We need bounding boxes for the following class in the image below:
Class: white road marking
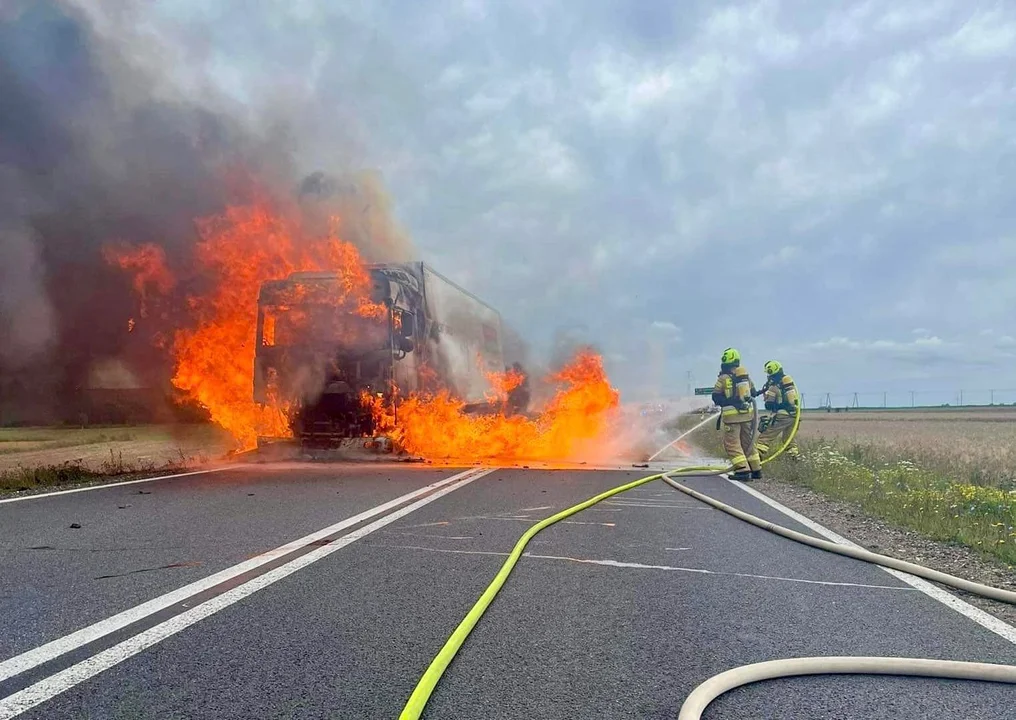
[0,468,487,685]
[0,468,491,720]
[604,501,711,509]
[518,505,555,512]
[560,521,616,527]
[0,468,236,505]
[526,553,916,590]
[665,547,692,551]
[376,545,914,591]
[730,479,1016,646]
[388,533,475,541]
[458,515,535,522]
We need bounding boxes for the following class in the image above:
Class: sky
[73,1,1016,406]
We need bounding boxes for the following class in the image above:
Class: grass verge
[0,449,187,497]
[768,440,1016,565]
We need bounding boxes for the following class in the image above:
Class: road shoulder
[751,475,1016,628]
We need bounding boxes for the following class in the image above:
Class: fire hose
[398,401,1016,719]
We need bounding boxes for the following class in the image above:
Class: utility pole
[910,390,915,408]
[960,389,964,406]
[883,391,887,408]
[686,371,692,398]
[991,389,995,405]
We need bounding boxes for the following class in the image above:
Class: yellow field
[798,409,1016,486]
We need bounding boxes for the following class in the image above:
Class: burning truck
[253,262,527,447]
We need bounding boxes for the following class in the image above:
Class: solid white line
[0,468,486,684]
[0,468,236,505]
[0,468,492,720]
[730,479,1016,646]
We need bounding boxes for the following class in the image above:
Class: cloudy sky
[89,0,1016,406]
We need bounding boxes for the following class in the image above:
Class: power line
[800,389,1016,409]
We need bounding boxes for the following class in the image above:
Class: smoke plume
[0,1,410,424]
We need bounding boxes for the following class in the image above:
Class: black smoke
[0,1,401,424]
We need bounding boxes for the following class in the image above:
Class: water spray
[646,410,721,463]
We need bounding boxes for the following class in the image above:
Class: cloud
[649,321,682,340]
[938,7,1016,58]
[4,0,1016,409]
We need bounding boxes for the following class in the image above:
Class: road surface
[1,463,1014,719]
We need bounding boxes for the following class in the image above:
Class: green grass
[769,440,1016,565]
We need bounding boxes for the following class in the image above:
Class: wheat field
[796,409,1016,487]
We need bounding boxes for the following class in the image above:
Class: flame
[388,350,620,462]
[107,195,624,462]
[483,363,524,405]
[107,200,382,449]
[103,243,174,319]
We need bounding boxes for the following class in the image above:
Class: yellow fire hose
[398,401,1016,719]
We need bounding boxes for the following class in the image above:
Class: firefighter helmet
[764,360,782,376]
[721,348,740,365]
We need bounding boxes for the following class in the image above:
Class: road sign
[694,387,713,396]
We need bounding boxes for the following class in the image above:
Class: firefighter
[711,348,762,481]
[755,360,801,460]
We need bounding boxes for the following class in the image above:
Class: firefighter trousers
[757,414,799,459]
[722,419,761,472]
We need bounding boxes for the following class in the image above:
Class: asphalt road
[1,463,1014,719]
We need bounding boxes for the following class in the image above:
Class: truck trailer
[253,262,516,446]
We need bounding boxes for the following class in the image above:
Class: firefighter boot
[750,469,763,480]
[730,470,751,481]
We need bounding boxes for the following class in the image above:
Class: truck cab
[253,268,420,443]
[253,261,508,446]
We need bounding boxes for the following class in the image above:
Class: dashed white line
[378,545,914,591]
[525,553,917,590]
[604,501,711,509]
[731,479,1016,646]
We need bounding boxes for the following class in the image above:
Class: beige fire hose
[677,656,1016,719]
[662,472,1016,718]
[661,474,1016,605]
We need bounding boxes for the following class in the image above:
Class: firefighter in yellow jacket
[755,360,801,460]
[711,348,762,481]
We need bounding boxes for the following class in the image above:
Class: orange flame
[107,197,624,462]
[484,364,524,405]
[102,243,174,319]
[389,350,620,462]
[107,200,382,449]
